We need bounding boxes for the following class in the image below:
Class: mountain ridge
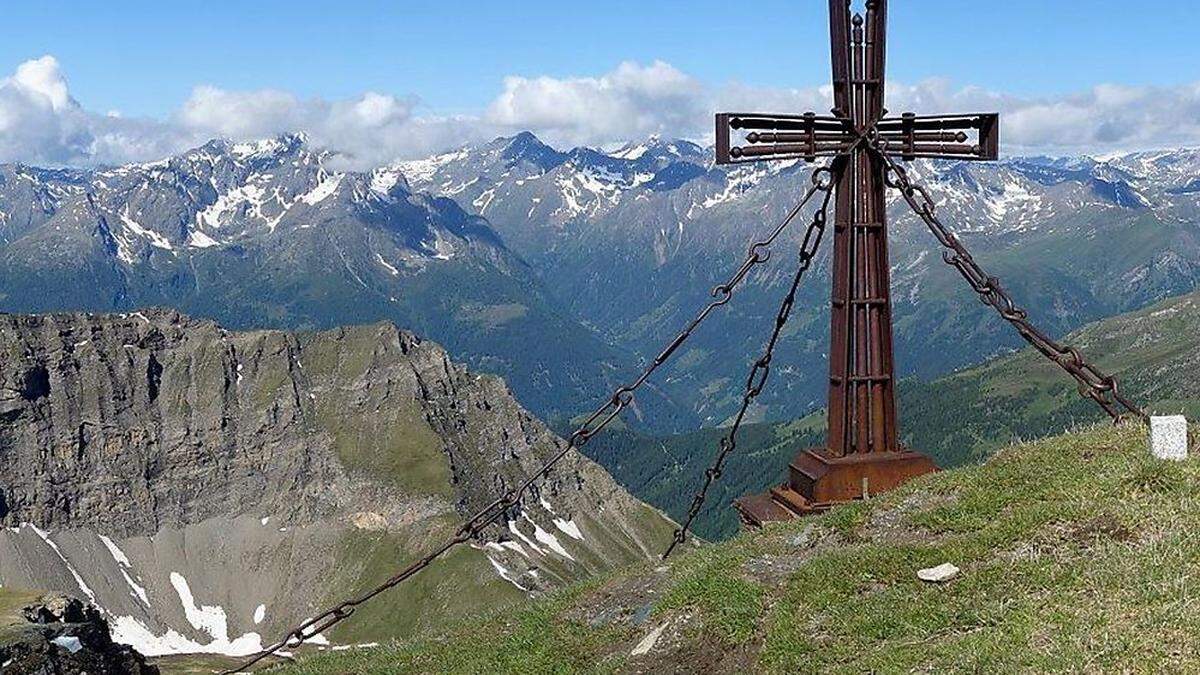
[0,308,677,660]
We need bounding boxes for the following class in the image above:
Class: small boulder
[917,562,960,583]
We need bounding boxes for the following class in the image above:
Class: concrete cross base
[733,447,938,528]
[1150,415,1189,461]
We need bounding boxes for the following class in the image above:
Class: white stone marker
[1149,415,1189,461]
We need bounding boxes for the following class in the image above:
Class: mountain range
[0,131,1196,435]
[0,134,665,426]
[399,134,1200,428]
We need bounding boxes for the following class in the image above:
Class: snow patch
[473,187,496,212]
[369,168,403,196]
[375,253,400,276]
[253,604,266,624]
[395,148,469,185]
[186,229,220,248]
[170,572,229,641]
[499,540,529,557]
[121,569,150,607]
[196,183,267,230]
[52,636,83,653]
[100,533,151,606]
[117,208,174,252]
[109,615,263,658]
[507,520,546,556]
[552,517,585,541]
[611,143,648,161]
[299,173,343,205]
[486,556,529,592]
[522,513,575,560]
[98,534,131,566]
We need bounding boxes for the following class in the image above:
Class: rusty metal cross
[721,0,1001,524]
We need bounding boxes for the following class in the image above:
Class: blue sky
[0,1,1198,166]
[7,0,1199,118]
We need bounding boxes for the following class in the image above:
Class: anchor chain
[867,135,1147,423]
[223,165,840,674]
[663,159,842,559]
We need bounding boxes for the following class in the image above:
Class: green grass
[299,327,454,497]
[321,523,526,645]
[277,581,629,675]
[0,587,39,627]
[271,422,1200,673]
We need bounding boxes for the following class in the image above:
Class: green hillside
[269,422,1200,673]
[583,289,1200,540]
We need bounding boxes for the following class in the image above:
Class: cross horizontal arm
[716,112,857,164]
[876,113,999,161]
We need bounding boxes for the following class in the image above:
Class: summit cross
[721,0,1000,524]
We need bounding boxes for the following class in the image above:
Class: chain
[663,158,843,559]
[222,165,839,674]
[867,135,1147,423]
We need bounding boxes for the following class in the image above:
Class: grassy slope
[271,422,1200,673]
[0,587,40,643]
[584,289,1200,540]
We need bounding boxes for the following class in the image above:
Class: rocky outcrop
[1,594,157,674]
[0,310,676,658]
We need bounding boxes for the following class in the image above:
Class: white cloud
[0,56,190,166]
[0,55,1197,169]
[485,61,705,147]
[11,56,71,111]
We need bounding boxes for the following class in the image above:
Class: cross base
[732,447,938,527]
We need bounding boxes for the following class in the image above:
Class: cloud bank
[1,55,1198,169]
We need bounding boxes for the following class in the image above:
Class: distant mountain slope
[400,135,1200,426]
[0,135,682,425]
[581,288,1200,539]
[0,310,676,659]
[901,287,1200,464]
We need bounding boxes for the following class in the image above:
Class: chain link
[867,136,1147,424]
[222,165,839,674]
[663,158,843,559]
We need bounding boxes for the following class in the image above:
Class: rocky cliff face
[0,310,676,659]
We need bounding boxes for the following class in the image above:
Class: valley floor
[263,422,1200,674]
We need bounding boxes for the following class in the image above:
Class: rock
[917,562,960,583]
[630,622,668,657]
[20,594,93,625]
[790,524,816,548]
[1150,415,1189,461]
[350,512,389,530]
[1,594,158,674]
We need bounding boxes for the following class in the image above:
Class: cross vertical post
[827,0,898,458]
